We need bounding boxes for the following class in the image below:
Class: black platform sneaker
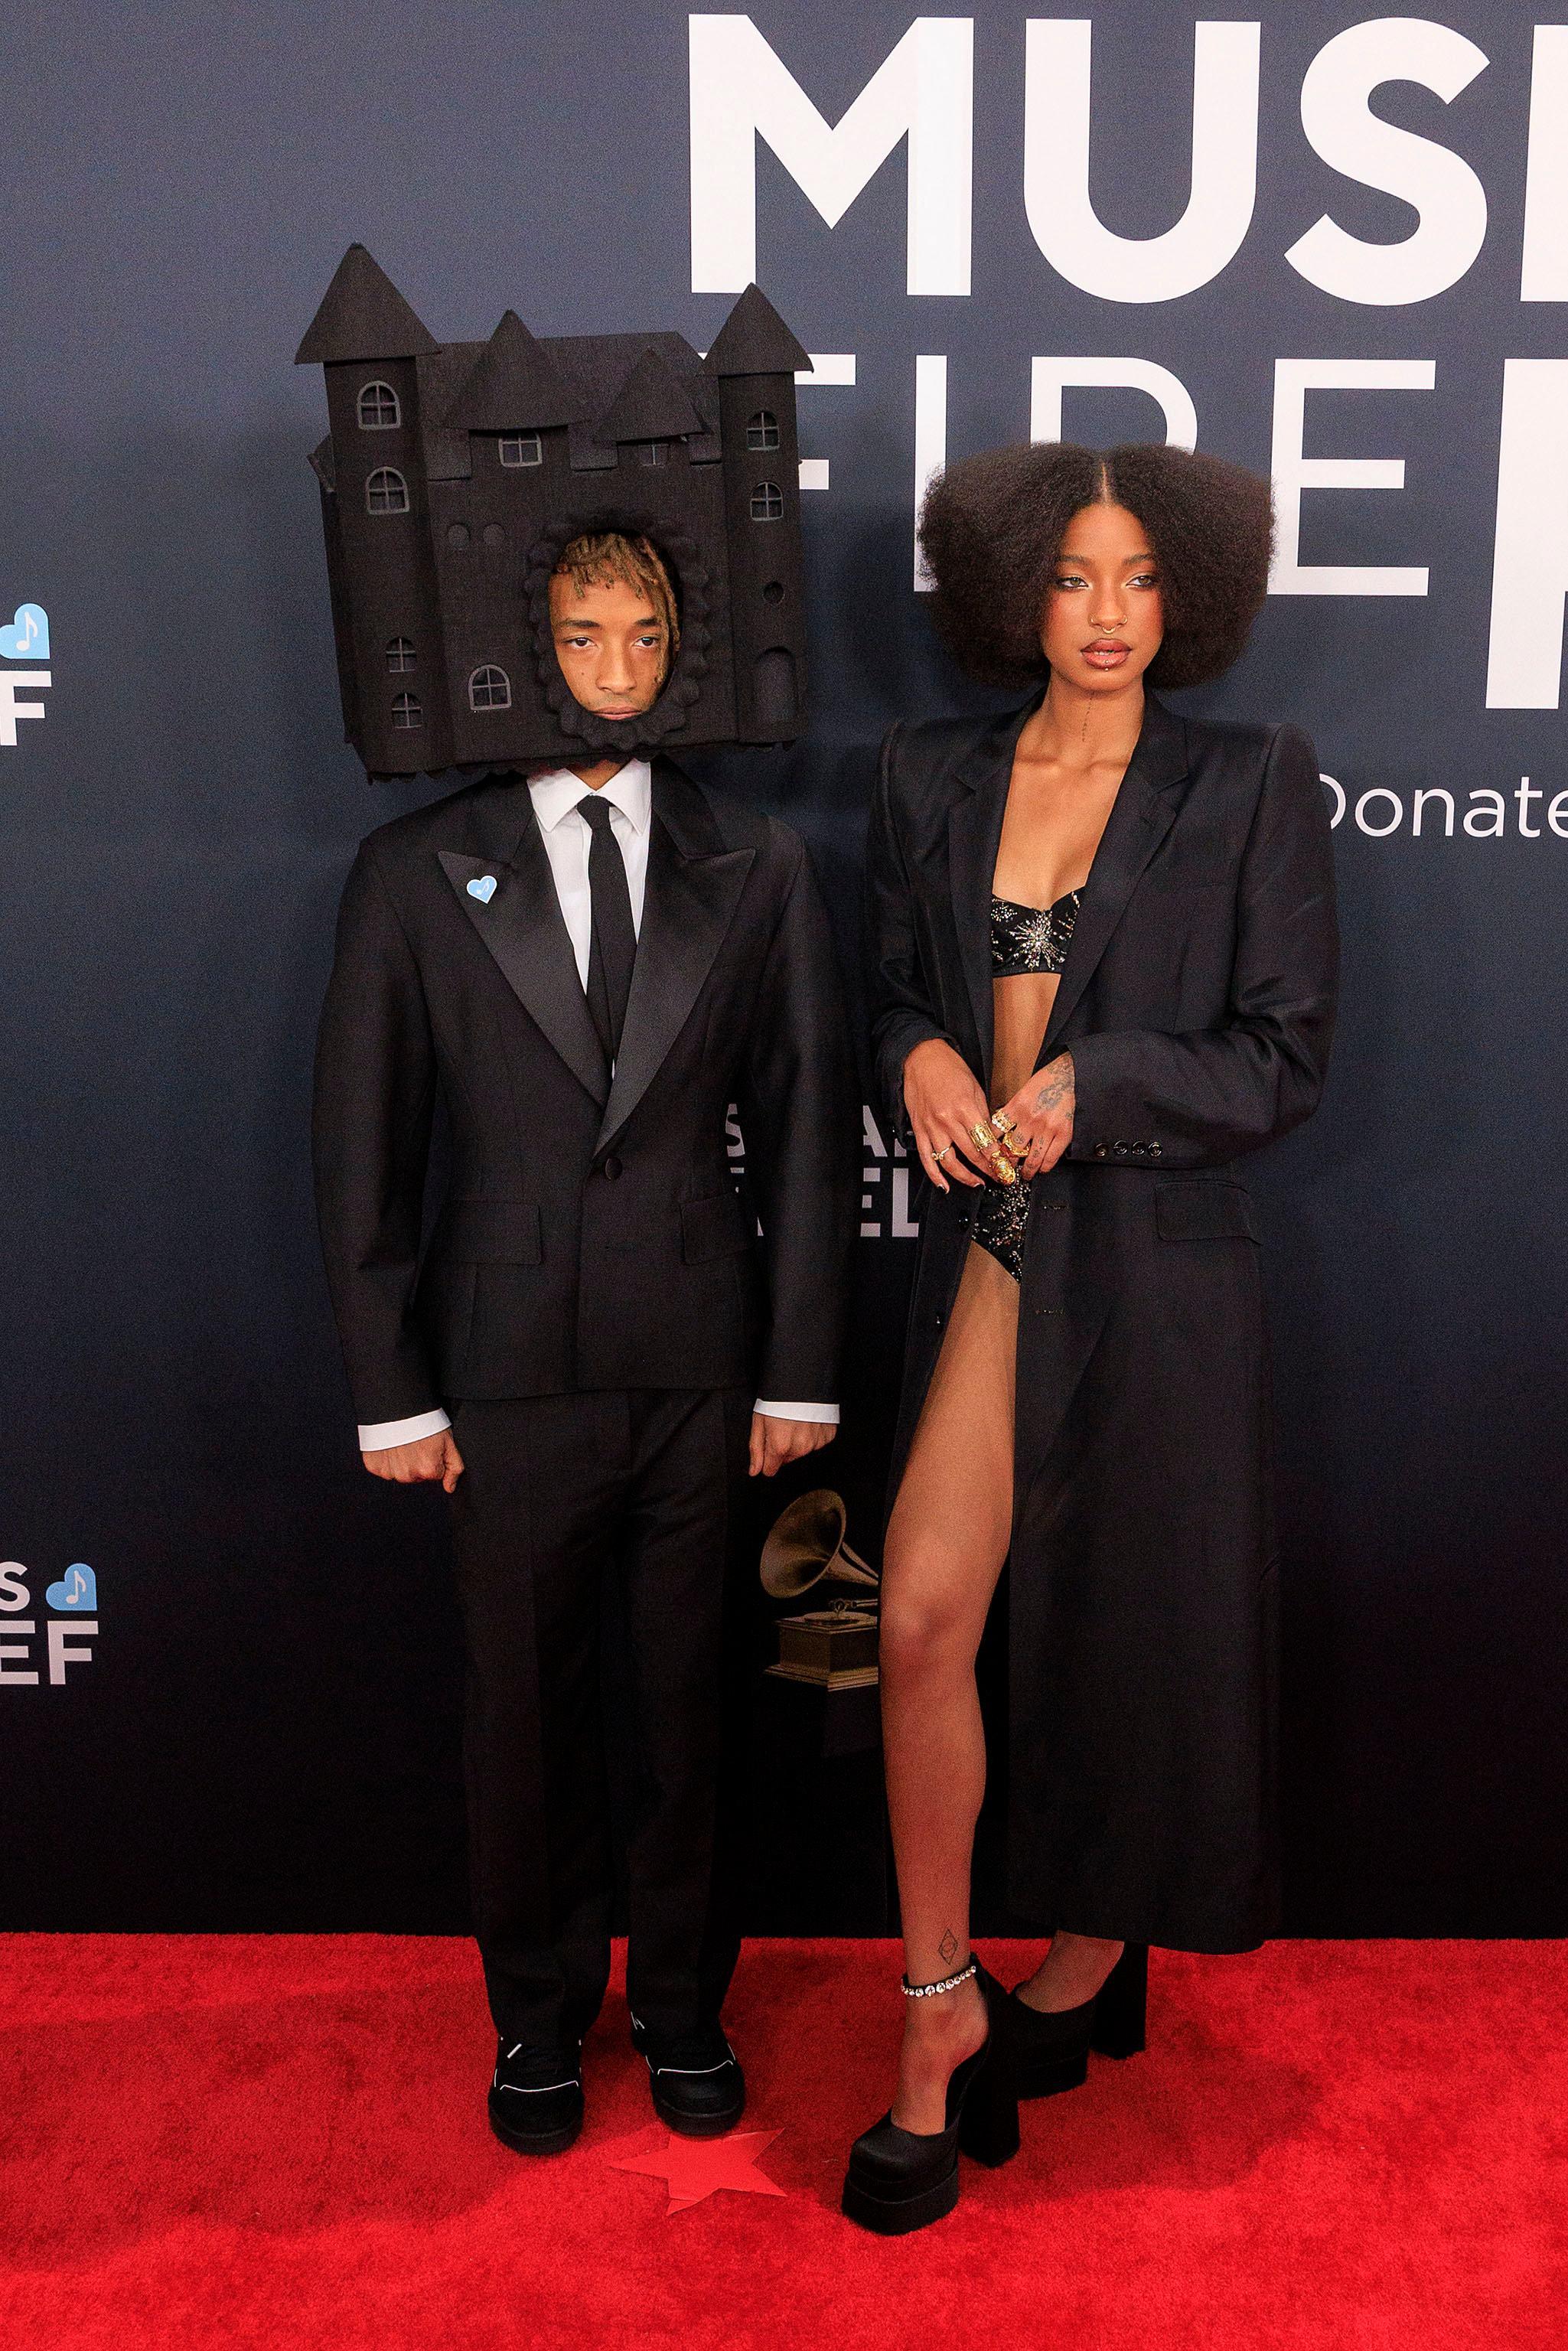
[487,2036,585,2156]
[631,2016,746,2137]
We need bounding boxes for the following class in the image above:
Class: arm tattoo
[1032,1057,1074,1117]
[937,1928,960,1965]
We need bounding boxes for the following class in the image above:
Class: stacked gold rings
[968,1121,1019,1186]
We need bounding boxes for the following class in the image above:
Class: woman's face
[1038,501,1164,693]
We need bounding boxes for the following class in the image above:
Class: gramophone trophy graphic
[759,1492,879,1691]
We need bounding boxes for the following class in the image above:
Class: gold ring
[968,1123,996,1155]
[989,1153,1019,1186]
[999,1133,1028,1162]
[990,1109,1017,1136]
[934,1143,954,1166]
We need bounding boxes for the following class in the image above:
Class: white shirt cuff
[752,1401,839,1425]
[357,1407,452,1452]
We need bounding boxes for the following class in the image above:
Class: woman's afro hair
[918,441,1273,692]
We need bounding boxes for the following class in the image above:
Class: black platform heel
[1006,1942,1149,2101]
[841,1959,1019,2235]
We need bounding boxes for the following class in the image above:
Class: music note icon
[15,611,35,652]
[45,1560,97,1610]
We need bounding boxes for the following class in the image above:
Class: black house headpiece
[297,246,811,778]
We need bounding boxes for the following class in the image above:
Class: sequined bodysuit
[973,889,1081,1280]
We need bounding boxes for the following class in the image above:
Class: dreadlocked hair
[553,532,680,677]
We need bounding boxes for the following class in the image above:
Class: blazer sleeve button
[1094,1143,1108,1159]
[602,1155,623,1181]
[1113,1143,1129,1157]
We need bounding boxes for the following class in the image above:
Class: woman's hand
[902,1038,997,1192]
[993,1052,1075,1179]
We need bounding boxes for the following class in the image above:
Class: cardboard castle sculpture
[297,244,811,778]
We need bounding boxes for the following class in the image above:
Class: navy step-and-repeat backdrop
[4,2,1566,1935]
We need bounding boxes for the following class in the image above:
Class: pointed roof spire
[295,245,440,366]
[706,284,810,378]
[443,310,581,432]
[595,347,709,444]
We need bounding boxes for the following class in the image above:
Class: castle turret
[297,246,451,774]
[708,285,811,741]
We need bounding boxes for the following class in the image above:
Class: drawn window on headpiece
[358,382,401,430]
[638,441,668,468]
[391,692,422,730]
[499,434,542,468]
[749,482,784,522]
[367,468,409,515]
[386,637,416,673]
[468,665,512,712]
[747,411,780,452]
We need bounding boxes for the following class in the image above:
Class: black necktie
[576,794,637,1067]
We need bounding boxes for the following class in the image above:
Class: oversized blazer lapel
[437,795,609,1110]
[595,760,756,1151]
[1042,693,1191,1061]
[947,696,1045,1087]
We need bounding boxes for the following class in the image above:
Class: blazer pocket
[680,1191,751,1264]
[442,1199,543,1264]
[1155,1180,1258,1244]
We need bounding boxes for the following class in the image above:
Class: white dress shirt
[358,760,837,1449]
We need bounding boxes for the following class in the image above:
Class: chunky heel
[1089,1942,1148,2059]
[957,2050,1019,2167]
[841,1957,1018,2234]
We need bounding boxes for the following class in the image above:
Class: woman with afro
[843,443,1339,2234]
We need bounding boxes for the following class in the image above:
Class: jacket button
[1094,1143,1108,1159]
[1113,1143,1128,1157]
[934,1312,945,1329]
[602,1155,623,1182]
[1149,1142,1162,1157]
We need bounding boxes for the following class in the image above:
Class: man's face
[547,569,670,719]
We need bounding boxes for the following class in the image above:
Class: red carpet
[2,1935,1561,2349]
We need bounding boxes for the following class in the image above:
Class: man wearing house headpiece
[305,249,857,2154]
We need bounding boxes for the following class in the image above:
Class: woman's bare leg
[880,1243,1018,2131]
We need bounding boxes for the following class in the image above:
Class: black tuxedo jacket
[313,759,857,1426]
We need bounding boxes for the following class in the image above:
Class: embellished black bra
[989,889,1081,977]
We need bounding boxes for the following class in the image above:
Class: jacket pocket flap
[1155,1181,1257,1244]
[680,1191,751,1264]
[442,1199,543,1264]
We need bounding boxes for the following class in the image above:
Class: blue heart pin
[467,874,497,904]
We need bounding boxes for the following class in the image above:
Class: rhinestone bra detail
[989,890,1081,977]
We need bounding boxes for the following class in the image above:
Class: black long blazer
[866,691,1338,1952]
[314,758,857,1426]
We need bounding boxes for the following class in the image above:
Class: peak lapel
[438,826,608,1109]
[947,699,1044,1086]
[595,772,755,1150]
[1042,696,1190,1059]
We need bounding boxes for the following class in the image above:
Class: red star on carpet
[605,2127,787,2213]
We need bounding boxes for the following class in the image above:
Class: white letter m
[689,15,973,295]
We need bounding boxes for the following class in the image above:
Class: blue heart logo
[467,874,497,903]
[45,1562,96,1611]
[0,603,48,659]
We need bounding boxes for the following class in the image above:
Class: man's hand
[361,1430,465,1493]
[748,1414,836,1479]
[993,1051,1075,1179]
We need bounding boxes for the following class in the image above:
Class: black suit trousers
[446,1387,751,2047]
